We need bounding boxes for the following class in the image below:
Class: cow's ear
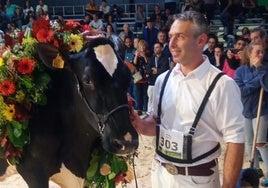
[36,43,69,69]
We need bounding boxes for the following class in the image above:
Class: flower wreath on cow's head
[0,17,134,187]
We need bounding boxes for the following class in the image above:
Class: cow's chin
[102,137,139,156]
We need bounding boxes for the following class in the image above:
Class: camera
[230,48,241,54]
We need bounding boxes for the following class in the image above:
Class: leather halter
[75,76,129,135]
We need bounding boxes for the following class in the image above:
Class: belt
[160,159,217,176]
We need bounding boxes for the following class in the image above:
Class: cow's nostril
[113,139,125,151]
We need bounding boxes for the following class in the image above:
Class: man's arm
[222,142,244,188]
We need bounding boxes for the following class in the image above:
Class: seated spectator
[203,33,219,64]
[210,43,226,69]
[119,24,134,40]
[5,0,18,21]
[79,14,91,25]
[162,7,172,24]
[222,36,247,78]
[105,14,117,34]
[143,18,158,52]
[164,0,177,14]
[110,4,122,22]
[150,5,163,21]
[89,13,103,30]
[35,0,48,14]
[99,0,110,21]
[104,23,115,38]
[154,14,164,30]
[23,0,34,24]
[22,15,35,30]
[12,7,23,30]
[134,5,145,32]
[85,0,99,18]
[241,26,251,42]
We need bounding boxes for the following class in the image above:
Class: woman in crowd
[133,39,151,115]
[234,42,268,187]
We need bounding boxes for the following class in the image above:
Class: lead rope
[132,153,138,188]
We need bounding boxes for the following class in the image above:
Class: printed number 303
[160,136,178,151]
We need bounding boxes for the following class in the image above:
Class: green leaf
[108,172,116,180]
[86,155,100,180]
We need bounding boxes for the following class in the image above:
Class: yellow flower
[3,104,15,121]
[0,57,3,66]
[15,90,25,102]
[69,34,83,53]
[22,37,38,46]
[52,54,64,69]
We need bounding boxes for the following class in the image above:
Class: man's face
[154,43,162,55]
[169,20,201,65]
[250,31,262,43]
[207,38,216,50]
[157,33,166,44]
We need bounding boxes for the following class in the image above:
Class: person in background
[119,24,134,41]
[133,39,151,116]
[181,0,191,13]
[23,0,34,25]
[5,0,18,21]
[164,0,177,14]
[85,0,99,19]
[150,4,163,21]
[211,42,226,70]
[12,7,23,30]
[203,33,219,65]
[241,26,251,43]
[146,42,169,114]
[99,0,110,21]
[89,13,103,30]
[143,18,158,52]
[104,14,117,34]
[131,11,244,188]
[234,42,268,187]
[110,4,122,22]
[250,27,268,65]
[157,30,171,58]
[134,5,145,33]
[191,0,205,13]
[104,23,114,38]
[124,36,136,101]
[79,14,91,25]
[222,36,247,78]
[35,0,48,14]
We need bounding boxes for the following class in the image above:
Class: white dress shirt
[153,56,245,166]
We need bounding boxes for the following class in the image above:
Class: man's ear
[36,43,69,70]
[198,33,208,46]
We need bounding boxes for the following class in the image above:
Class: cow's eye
[83,79,95,90]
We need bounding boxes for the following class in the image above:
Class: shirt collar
[173,55,211,80]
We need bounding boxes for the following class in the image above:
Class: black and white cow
[0,36,138,187]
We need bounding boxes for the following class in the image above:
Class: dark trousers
[134,82,148,111]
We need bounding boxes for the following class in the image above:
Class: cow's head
[36,37,138,155]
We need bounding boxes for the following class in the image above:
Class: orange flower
[17,57,35,74]
[0,80,16,96]
[36,29,54,43]
[32,17,50,37]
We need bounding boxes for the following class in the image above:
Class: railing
[48,2,165,20]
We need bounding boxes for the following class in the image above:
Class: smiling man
[131,11,245,188]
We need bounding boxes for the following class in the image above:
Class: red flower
[17,57,35,74]
[0,80,16,96]
[32,17,50,37]
[36,29,54,43]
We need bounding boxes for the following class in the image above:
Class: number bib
[157,126,184,159]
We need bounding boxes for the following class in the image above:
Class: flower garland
[85,139,135,188]
[0,17,134,187]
